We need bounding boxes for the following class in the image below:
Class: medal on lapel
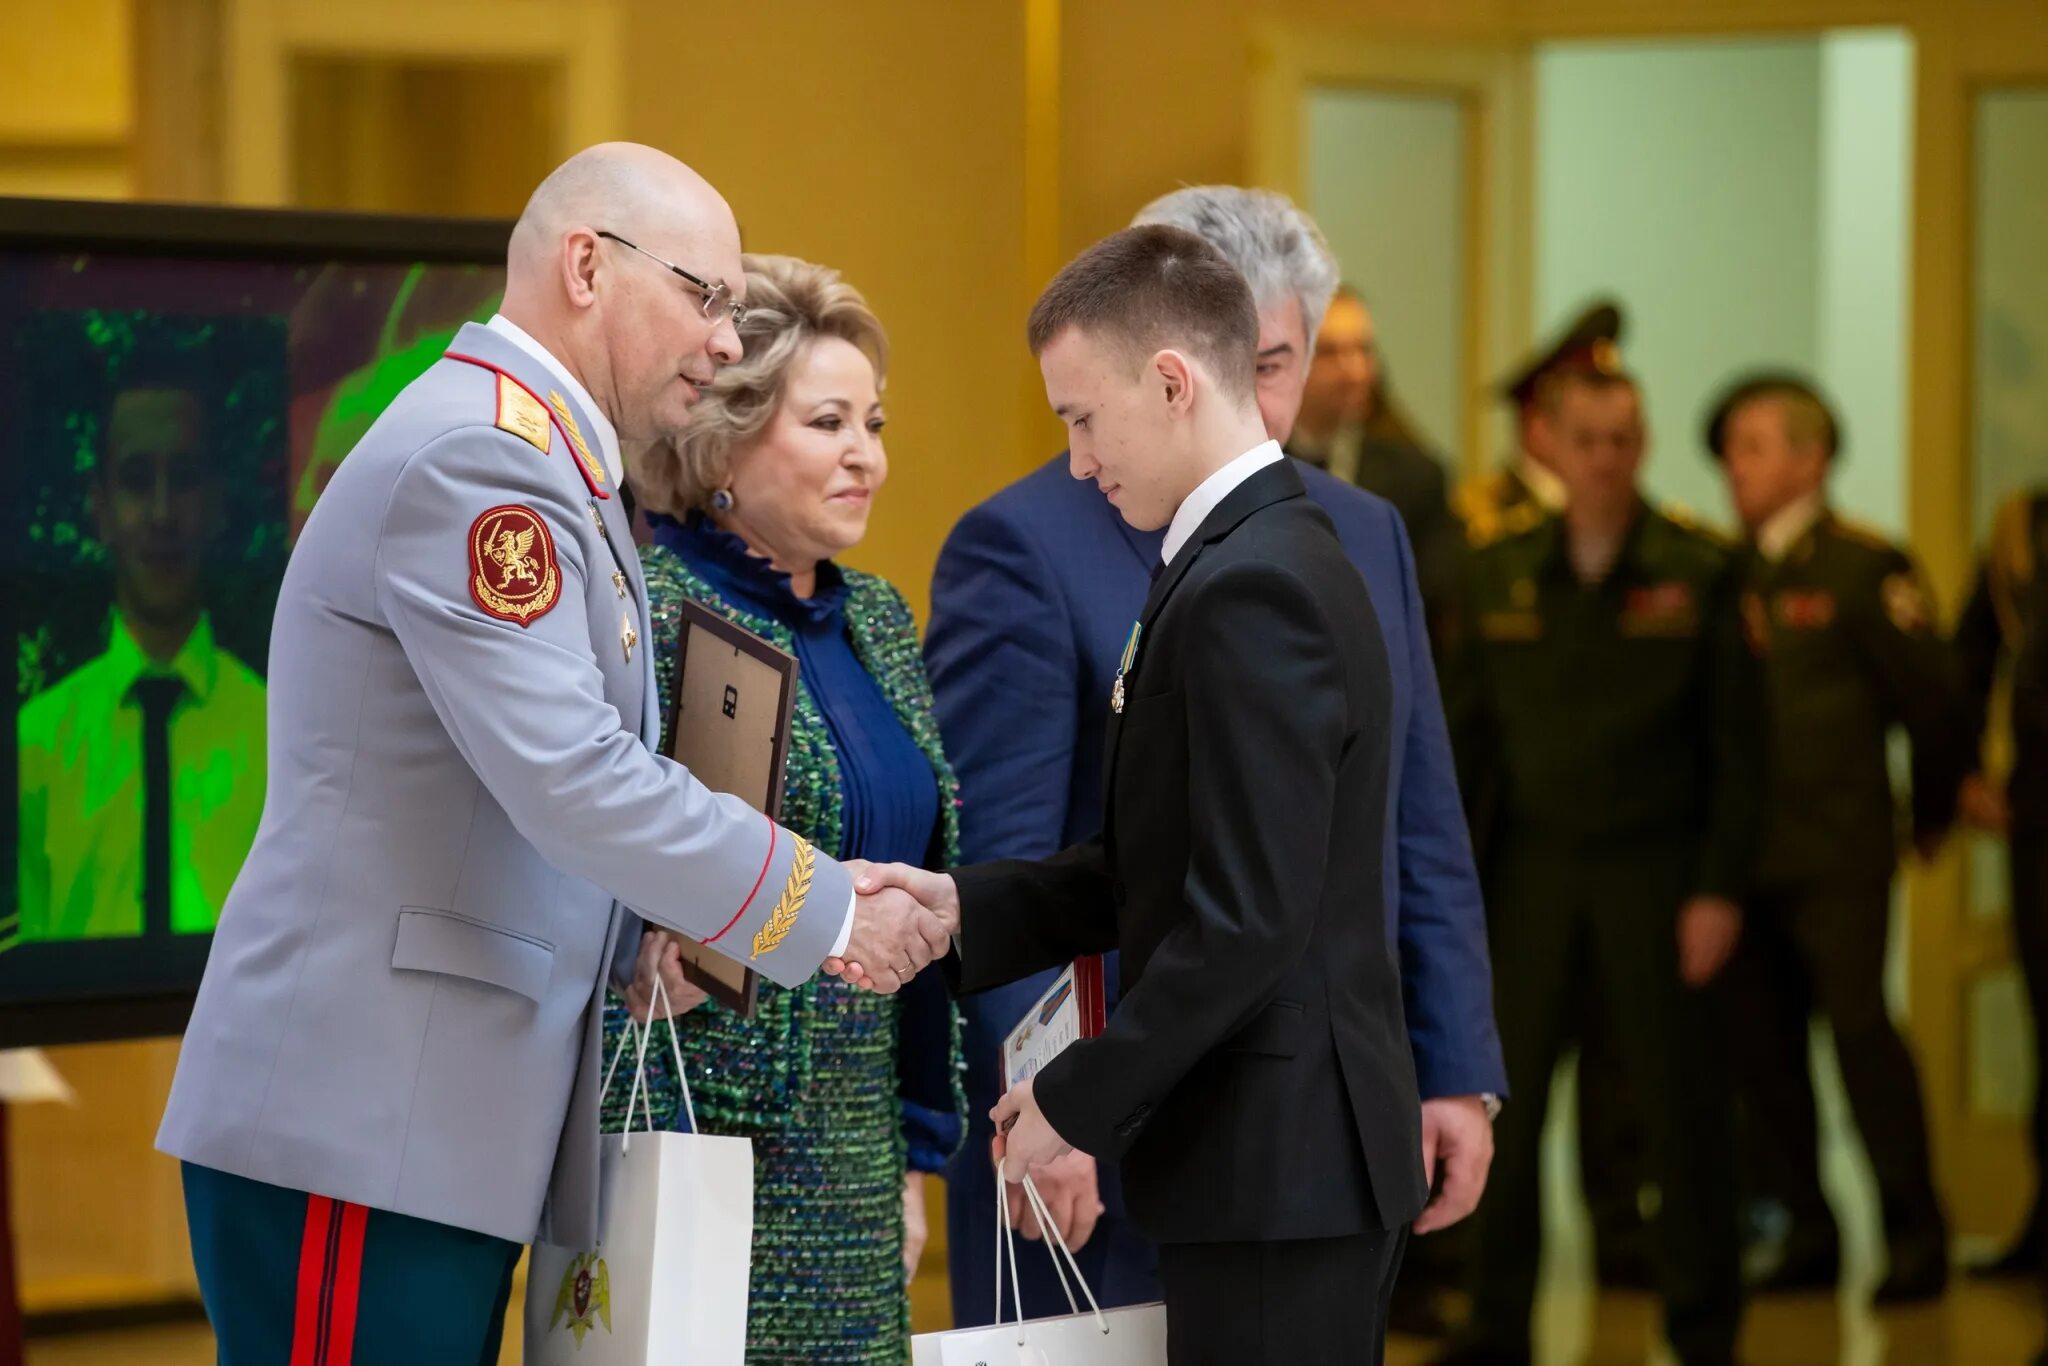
[1111,621,1142,715]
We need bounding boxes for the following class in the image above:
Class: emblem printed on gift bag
[552,1251,613,1345]
[523,973,756,1364]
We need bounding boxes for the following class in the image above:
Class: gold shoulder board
[1827,515,1896,553]
[494,373,552,454]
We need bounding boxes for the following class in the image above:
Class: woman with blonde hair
[603,254,963,1361]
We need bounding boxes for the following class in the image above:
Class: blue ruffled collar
[647,513,849,630]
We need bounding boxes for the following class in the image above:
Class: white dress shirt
[1162,439,1286,566]
[1517,454,1568,513]
[1568,526,1626,585]
[485,315,624,485]
[484,319,859,961]
[1755,489,1827,563]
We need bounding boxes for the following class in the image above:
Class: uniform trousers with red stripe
[181,1163,522,1366]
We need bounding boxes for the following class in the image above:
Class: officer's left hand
[625,930,709,1022]
[1677,895,1743,986]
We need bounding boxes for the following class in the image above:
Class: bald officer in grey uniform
[157,145,948,1366]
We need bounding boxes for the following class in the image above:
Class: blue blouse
[650,514,959,1168]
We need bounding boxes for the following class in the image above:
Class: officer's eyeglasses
[596,230,749,327]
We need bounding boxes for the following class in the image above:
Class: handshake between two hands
[821,860,961,994]
[625,860,962,1023]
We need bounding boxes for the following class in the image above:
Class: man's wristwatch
[1480,1093,1502,1121]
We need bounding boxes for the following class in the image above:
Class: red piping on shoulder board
[443,351,611,501]
[703,812,777,947]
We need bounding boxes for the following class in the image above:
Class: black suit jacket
[951,460,1428,1245]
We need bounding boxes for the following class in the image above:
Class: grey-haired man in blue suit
[157,144,947,1365]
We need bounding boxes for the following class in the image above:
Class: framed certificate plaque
[661,600,801,1017]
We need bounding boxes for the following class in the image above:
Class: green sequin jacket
[635,540,968,1158]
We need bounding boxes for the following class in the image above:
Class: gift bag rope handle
[1022,1173,1082,1319]
[993,1165,1110,1341]
[600,973,700,1147]
[995,1162,1027,1346]
[1024,1173,1107,1332]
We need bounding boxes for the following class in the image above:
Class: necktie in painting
[132,674,185,937]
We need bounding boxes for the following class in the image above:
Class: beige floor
[27,1051,2048,1365]
[24,1279,2048,1366]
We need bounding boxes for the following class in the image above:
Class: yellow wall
[0,0,129,141]
[0,0,130,198]
[619,0,1039,619]
[1058,0,1513,257]
[289,58,561,217]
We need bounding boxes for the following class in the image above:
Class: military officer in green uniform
[1703,372,1961,1303]
[1436,368,1757,1366]
[1956,485,2048,1282]
[1451,299,1622,542]
[1457,299,1657,1291]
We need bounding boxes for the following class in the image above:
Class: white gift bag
[527,979,755,1366]
[912,1168,1168,1366]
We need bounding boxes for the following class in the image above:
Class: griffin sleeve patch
[469,504,562,627]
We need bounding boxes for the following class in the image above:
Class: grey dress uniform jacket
[158,321,851,1247]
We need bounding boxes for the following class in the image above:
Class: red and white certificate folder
[1002,954,1106,1089]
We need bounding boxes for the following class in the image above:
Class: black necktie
[131,676,185,937]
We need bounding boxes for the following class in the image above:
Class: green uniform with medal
[1444,503,1760,1365]
[1445,299,1658,1298]
[1728,511,1964,1285]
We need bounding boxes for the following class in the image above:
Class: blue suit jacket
[926,454,1505,1324]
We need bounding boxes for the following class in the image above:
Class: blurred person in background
[1452,300,1623,539]
[1290,284,1461,644]
[1456,304,1659,1292]
[1706,372,1962,1304]
[1438,367,1757,1366]
[1956,483,2048,1289]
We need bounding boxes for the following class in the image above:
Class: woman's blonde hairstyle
[630,253,889,517]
